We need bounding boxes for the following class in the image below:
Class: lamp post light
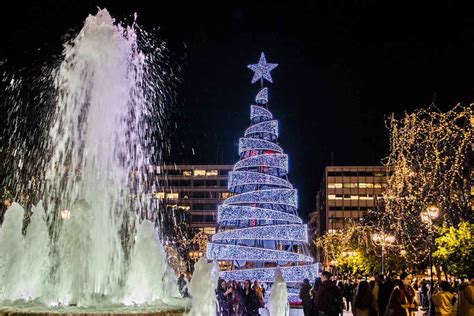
[372,232,396,276]
[421,204,440,316]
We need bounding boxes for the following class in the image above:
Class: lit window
[350,195,359,200]
[206,170,218,176]
[193,170,206,176]
[374,183,382,189]
[183,170,192,176]
[328,194,336,200]
[328,183,335,188]
[343,183,357,188]
[222,192,232,199]
[155,192,165,199]
[203,227,216,235]
[166,193,179,199]
[328,183,343,188]
[358,183,374,188]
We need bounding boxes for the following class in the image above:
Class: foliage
[433,221,474,278]
[336,249,372,276]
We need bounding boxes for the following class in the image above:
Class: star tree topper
[247,52,278,84]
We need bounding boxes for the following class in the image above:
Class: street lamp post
[421,204,440,316]
[372,232,395,276]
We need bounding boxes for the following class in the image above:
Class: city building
[155,164,233,237]
[311,166,388,239]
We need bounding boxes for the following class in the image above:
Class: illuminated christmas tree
[207,53,317,293]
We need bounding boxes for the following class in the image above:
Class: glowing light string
[217,264,319,283]
[244,120,279,138]
[255,88,269,104]
[251,105,273,120]
[233,154,288,173]
[212,224,308,242]
[238,137,283,154]
[247,52,278,84]
[210,52,316,291]
[228,171,292,190]
[218,205,302,223]
[207,243,313,262]
[223,188,297,208]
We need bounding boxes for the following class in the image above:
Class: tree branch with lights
[371,104,472,265]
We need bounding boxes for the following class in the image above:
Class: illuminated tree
[373,104,472,262]
[207,53,316,286]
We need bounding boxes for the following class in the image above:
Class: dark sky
[2,1,474,220]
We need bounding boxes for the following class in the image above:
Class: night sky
[2,2,474,220]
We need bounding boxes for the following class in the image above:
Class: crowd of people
[177,271,473,316]
[298,272,473,316]
[216,279,265,316]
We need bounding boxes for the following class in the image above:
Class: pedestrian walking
[299,278,313,316]
[353,280,373,316]
[314,271,343,316]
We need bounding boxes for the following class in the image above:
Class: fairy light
[212,53,315,292]
[238,137,283,154]
[244,120,279,138]
[207,243,313,262]
[223,188,298,208]
[217,264,318,283]
[247,52,278,84]
[228,171,293,190]
[218,205,302,223]
[251,105,273,120]
[234,153,288,174]
[371,104,472,262]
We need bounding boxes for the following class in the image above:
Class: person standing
[456,276,474,316]
[386,272,418,316]
[299,278,313,316]
[379,273,396,315]
[353,280,373,316]
[232,281,242,316]
[343,280,354,313]
[369,274,381,316]
[241,279,259,316]
[432,281,456,316]
[312,277,322,315]
[252,280,265,309]
[314,271,343,316]
[217,280,234,316]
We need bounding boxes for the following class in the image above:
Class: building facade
[311,166,388,239]
[155,164,233,237]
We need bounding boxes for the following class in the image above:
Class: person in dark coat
[314,271,343,316]
[379,273,396,315]
[353,280,373,316]
[217,280,234,316]
[386,272,417,316]
[241,279,259,316]
[343,280,354,312]
[312,277,323,315]
[299,278,313,316]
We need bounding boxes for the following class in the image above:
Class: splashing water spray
[0,8,187,312]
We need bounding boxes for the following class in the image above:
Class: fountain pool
[0,8,191,315]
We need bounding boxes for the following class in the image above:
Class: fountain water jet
[0,8,187,314]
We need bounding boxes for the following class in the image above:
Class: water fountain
[0,8,191,315]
